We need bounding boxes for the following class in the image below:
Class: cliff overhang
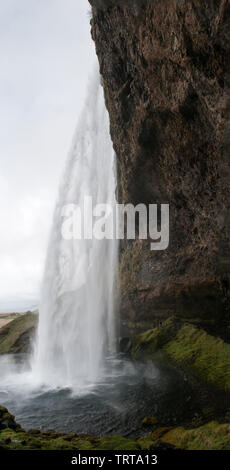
[90,0,230,335]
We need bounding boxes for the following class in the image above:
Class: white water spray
[32,69,118,391]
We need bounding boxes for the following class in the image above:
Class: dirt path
[0,317,16,330]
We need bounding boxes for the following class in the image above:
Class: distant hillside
[0,312,38,354]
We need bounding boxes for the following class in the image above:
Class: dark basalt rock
[0,406,22,432]
[90,0,230,335]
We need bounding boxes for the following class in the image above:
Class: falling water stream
[0,69,203,435]
[32,69,118,391]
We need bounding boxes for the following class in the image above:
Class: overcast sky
[0,0,95,311]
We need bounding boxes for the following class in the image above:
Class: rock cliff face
[89,0,230,335]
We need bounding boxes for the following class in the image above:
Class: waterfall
[32,69,118,391]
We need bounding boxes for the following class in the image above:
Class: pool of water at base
[0,353,199,437]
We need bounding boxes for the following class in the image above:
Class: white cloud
[0,0,95,311]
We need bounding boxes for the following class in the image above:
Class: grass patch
[161,421,230,450]
[0,428,143,451]
[0,312,38,354]
[128,318,230,392]
[164,323,230,392]
[2,420,230,451]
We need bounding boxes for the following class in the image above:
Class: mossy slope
[160,421,230,450]
[127,318,230,393]
[0,312,38,354]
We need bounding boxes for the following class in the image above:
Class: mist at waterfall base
[0,70,197,436]
[0,353,197,436]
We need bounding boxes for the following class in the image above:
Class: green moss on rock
[0,405,143,450]
[164,323,230,392]
[129,318,177,359]
[1,404,230,450]
[128,318,230,392]
[0,406,22,432]
[0,427,143,451]
[161,421,230,450]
